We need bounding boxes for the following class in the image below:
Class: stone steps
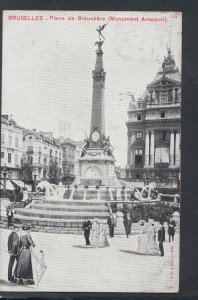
[42,199,108,206]
[30,204,108,212]
[15,208,109,220]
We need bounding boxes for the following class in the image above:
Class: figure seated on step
[81,138,90,157]
[102,136,115,160]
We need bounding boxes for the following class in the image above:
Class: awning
[11,179,25,189]
[0,180,14,190]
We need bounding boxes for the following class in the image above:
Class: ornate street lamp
[33,169,37,192]
[2,164,8,198]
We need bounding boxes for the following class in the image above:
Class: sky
[2,11,182,167]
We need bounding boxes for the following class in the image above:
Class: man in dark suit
[7,210,14,228]
[123,212,132,238]
[168,215,176,242]
[107,213,116,238]
[7,225,20,282]
[82,217,92,245]
[158,221,165,257]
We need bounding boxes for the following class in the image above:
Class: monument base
[78,148,121,187]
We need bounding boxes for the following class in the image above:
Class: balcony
[26,150,34,154]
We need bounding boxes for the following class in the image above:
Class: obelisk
[89,40,106,148]
[78,25,120,187]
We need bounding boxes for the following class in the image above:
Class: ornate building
[126,49,181,190]
[1,115,24,179]
[57,137,76,184]
[23,130,63,181]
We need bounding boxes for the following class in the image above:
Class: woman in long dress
[13,224,36,285]
[90,219,100,247]
[137,220,149,254]
[98,224,109,247]
[147,219,160,255]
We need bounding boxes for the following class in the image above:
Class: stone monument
[78,25,121,187]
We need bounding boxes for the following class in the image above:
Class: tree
[19,158,33,182]
[154,163,171,188]
[48,159,61,185]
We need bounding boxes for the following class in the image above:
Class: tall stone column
[127,132,132,165]
[175,131,180,167]
[150,130,155,167]
[144,130,150,167]
[169,130,175,166]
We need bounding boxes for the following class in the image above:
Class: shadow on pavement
[120,249,160,256]
[0,279,36,290]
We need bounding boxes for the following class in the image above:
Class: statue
[96,23,108,41]
[81,138,90,157]
[102,136,115,160]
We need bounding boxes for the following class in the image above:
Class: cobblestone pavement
[0,228,179,293]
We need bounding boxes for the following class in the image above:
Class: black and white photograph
[0,10,181,292]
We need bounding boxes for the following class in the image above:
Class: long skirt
[14,248,34,285]
[147,238,160,255]
[137,234,149,254]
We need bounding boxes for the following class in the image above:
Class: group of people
[82,217,109,247]
[138,216,176,257]
[7,223,46,286]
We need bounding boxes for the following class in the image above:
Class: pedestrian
[168,215,176,242]
[158,221,165,257]
[147,219,159,255]
[7,209,14,228]
[107,213,116,238]
[82,217,92,245]
[123,212,132,238]
[13,224,36,285]
[7,225,20,282]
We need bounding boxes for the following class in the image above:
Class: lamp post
[2,164,8,198]
[33,169,37,192]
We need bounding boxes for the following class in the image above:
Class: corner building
[126,49,181,188]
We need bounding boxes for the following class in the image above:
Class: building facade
[23,130,63,181]
[1,115,24,179]
[59,138,76,184]
[126,49,181,190]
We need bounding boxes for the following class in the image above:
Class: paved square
[0,228,179,293]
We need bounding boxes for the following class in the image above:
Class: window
[28,156,33,163]
[137,115,142,121]
[135,149,143,167]
[161,131,166,141]
[27,146,33,152]
[39,147,41,153]
[9,136,12,146]
[138,102,142,109]
[1,134,5,144]
[160,112,166,118]
[8,153,12,163]
[15,137,19,147]
[136,132,142,139]
[1,152,4,158]
[38,156,41,164]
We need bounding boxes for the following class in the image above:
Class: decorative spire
[162,47,175,72]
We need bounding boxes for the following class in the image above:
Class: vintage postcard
[0,11,181,293]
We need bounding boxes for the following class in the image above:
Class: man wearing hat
[158,221,165,256]
[7,209,14,228]
[107,213,116,238]
[82,217,92,245]
[168,215,176,242]
[7,225,20,282]
[123,212,132,238]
